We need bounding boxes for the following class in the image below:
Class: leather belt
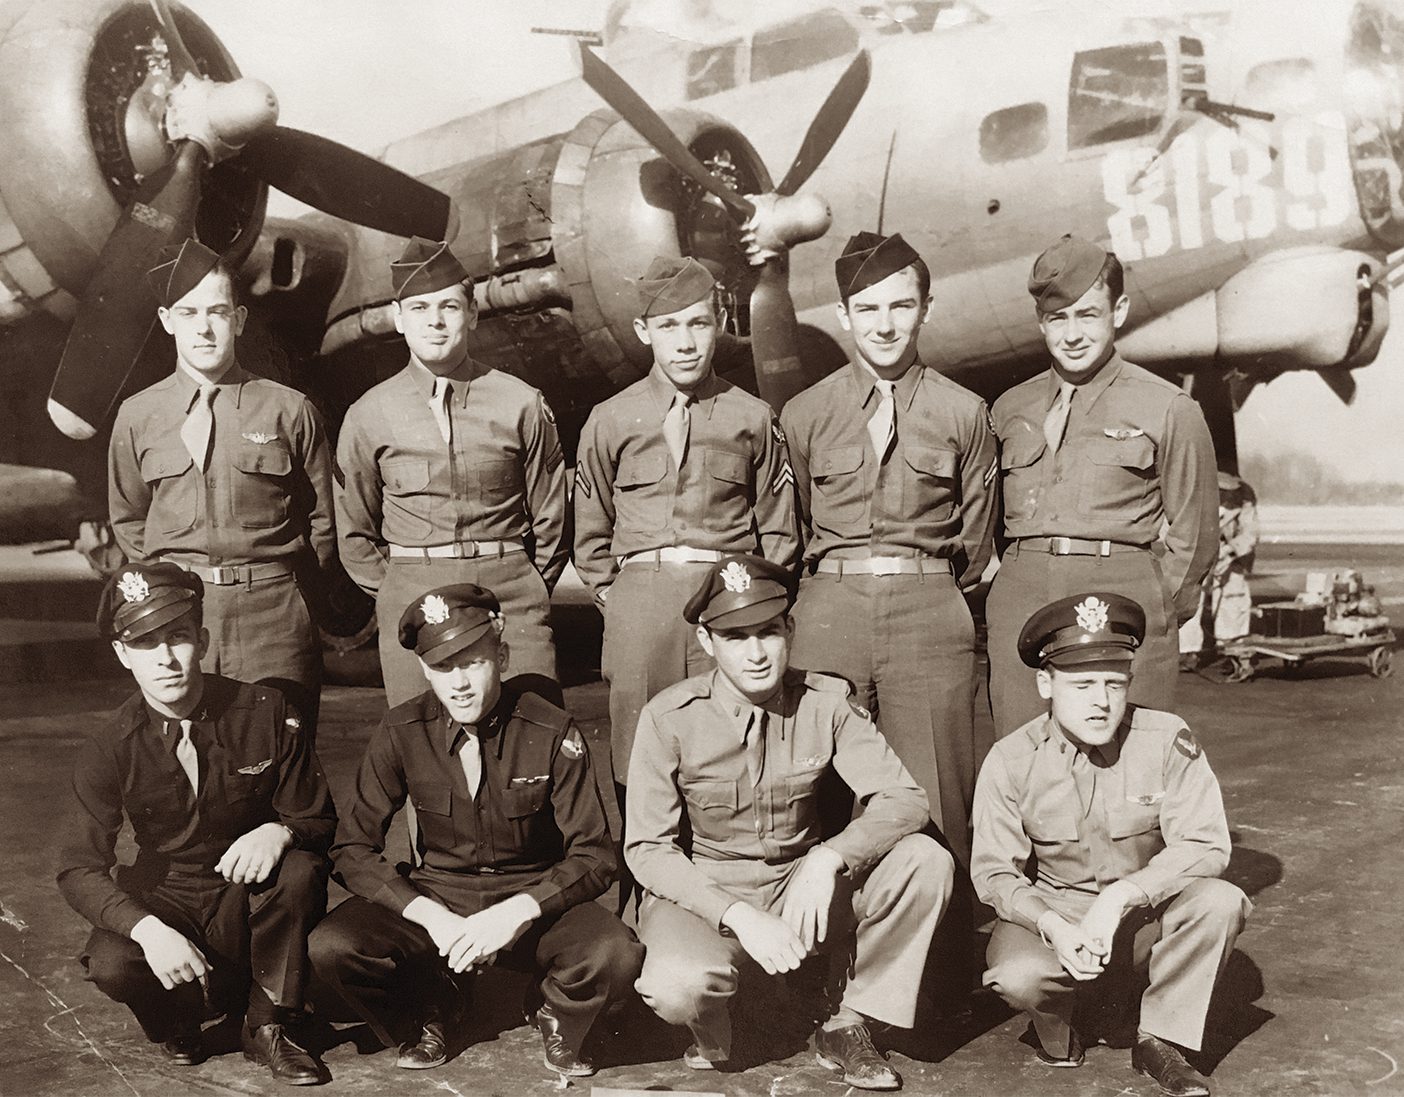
[1016,537,1145,557]
[388,540,526,560]
[814,555,952,576]
[183,561,294,586]
[622,547,724,567]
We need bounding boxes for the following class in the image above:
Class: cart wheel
[1368,646,1394,679]
[1226,655,1256,683]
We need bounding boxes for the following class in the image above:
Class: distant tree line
[1240,451,1404,505]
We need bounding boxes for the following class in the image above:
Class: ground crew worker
[58,562,336,1085]
[987,234,1217,735]
[973,591,1250,1097]
[1179,473,1258,667]
[628,553,952,1090]
[573,255,798,830]
[336,237,568,708]
[109,239,335,740]
[309,584,642,1078]
[780,231,997,868]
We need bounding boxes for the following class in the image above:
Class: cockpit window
[752,10,859,82]
[686,40,742,100]
[1068,43,1169,149]
[980,102,1049,163]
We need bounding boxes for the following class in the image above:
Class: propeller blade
[775,50,871,197]
[48,143,203,440]
[243,127,455,240]
[748,258,809,411]
[578,43,755,218]
[1319,369,1357,405]
[148,0,202,79]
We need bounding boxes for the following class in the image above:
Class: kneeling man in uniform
[58,563,336,1084]
[628,553,953,1090]
[310,584,642,1077]
[972,592,1250,1097]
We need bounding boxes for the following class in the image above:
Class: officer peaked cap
[684,553,794,630]
[98,562,204,642]
[147,238,224,308]
[835,231,922,298]
[399,583,503,664]
[1027,234,1111,311]
[391,237,473,300]
[636,255,717,319]
[1018,591,1145,669]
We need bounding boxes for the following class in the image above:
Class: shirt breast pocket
[1108,804,1162,841]
[500,784,549,819]
[232,444,293,529]
[702,448,751,532]
[410,783,456,849]
[1025,813,1079,845]
[782,763,827,834]
[902,445,958,523]
[811,445,866,532]
[614,452,668,532]
[126,788,185,836]
[476,458,521,509]
[998,434,1046,525]
[681,778,738,843]
[140,448,197,534]
[381,457,434,540]
[1080,435,1155,515]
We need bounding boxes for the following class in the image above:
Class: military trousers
[983,877,1250,1055]
[1179,570,1252,655]
[986,544,1178,737]
[634,834,952,1062]
[309,892,643,1053]
[199,571,322,742]
[377,553,558,709]
[79,850,329,1040]
[790,569,976,864]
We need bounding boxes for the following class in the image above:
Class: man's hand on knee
[130,916,210,991]
[722,902,806,975]
[780,845,845,950]
[215,822,293,885]
[1037,913,1104,982]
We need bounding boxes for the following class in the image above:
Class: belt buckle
[208,565,238,585]
[452,542,475,560]
[1050,537,1073,556]
[869,556,901,577]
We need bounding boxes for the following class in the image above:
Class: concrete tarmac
[0,543,1400,1096]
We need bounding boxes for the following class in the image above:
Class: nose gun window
[1068,42,1169,149]
[980,102,1050,163]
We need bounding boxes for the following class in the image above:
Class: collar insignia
[117,572,150,603]
[721,561,752,593]
[422,594,451,625]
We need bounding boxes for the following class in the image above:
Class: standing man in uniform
[973,591,1250,1097]
[628,554,952,1090]
[1179,473,1258,668]
[310,584,642,1077]
[780,231,998,869]
[573,256,798,818]
[336,237,568,708]
[59,563,336,1084]
[987,234,1217,736]
[109,239,335,739]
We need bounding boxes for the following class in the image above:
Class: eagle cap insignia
[421,594,451,625]
[720,561,752,593]
[117,572,150,603]
[1075,596,1109,633]
[488,608,505,634]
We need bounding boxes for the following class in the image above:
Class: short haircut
[208,260,241,306]
[840,257,932,306]
[1093,253,1124,304]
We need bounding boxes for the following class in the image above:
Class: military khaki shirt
[991,353,1217,618]
[335,357,568,595]
[780,361,998,589]
[626,668,929,930]
[109,364,335,569]
[971,706,1231,934]
[572,367,799,599]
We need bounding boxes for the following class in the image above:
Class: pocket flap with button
[127,788,184,819]
[814,445,864,478]
[382,457,431,493]
[1026,813,1079,842]
[1000,435,1045,470]
[1108,804,1161,839]
[617,452,667,488]
[904,445,958,478]
[411,784,453,816]
[683,778,738,811]
[232,445,292,477]
[705,448,749,484]
[1086,435,1154,470]
[501,785,549,819]
[477,459,516,490]
[140,449,193,483]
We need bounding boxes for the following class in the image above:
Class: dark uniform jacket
[57,675,336,937]
[330,683,615,919]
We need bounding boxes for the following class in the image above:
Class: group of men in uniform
[55,224,1248,1095]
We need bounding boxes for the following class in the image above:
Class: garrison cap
[684,552,794,630]
[1018,591,1145,669]
[637,255,716,318]
[147,238,223,308]
[391,237,472,300]
[1027,233,1110,311]
[98,562,204,642]
[835,231,922,298]
[398,583,503,664]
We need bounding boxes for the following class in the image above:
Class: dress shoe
[531,1004,595,1077]
[396,1018,451,1070]
[814,1022,901,1090]
[241,1021,326,1085]
[159,1022,202,1066]
[1031,1023,1085,1067]
[1133,1033,1211,1096]
[683,1044,725,1070]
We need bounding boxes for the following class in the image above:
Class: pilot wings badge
[242,431,276,445]
[421,594,451,624]
[1075,596,1109,633]
[117,572,150,603]
[721,561,751,593]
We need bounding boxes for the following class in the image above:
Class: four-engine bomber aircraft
[0,0,1400,564]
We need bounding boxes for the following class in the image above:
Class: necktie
[430,381,454,446]
[1071,748,1095,820]
[170,719,199,795]
[180,386,217,471]
[742,709,766,788]
[867,378,896,461]
[1043,381,1076,454]
[458,729,482,799]
[663,392,691,468]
